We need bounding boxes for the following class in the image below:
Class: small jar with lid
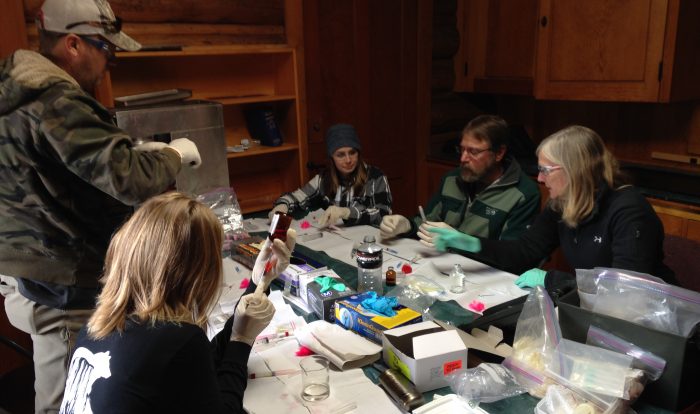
[386,266,397,286]
[449,264,466,293]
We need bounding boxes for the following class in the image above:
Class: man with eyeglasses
[380,115,540,247]
[0,0,202,411]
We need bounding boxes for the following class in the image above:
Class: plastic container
[356,235,383,293]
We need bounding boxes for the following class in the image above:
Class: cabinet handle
[540,16,548,27]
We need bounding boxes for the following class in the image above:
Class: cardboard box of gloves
[335,292,422,344]
[298,271,356,322]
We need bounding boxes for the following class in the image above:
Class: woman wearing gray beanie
[269,124,392,227]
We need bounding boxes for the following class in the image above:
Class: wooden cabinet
[104,46,307,213]
[456,0,700,102]
[454,0,539,94]
[651,198,700,242]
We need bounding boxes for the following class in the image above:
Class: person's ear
[63,34,82,58]
[494,144,507,162]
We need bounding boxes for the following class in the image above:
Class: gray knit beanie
[326,124,361,157]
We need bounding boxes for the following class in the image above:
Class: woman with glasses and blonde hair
[60,192,295,413]
[268,123,392,227]
[429,125,675,291]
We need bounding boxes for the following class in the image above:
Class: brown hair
[323,154,369,196]
[87,192,223,339]
[462,114,510,150]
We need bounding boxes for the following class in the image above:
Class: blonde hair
[87,192,223,339]
[537,126,621,227]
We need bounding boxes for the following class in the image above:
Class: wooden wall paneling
[415,0,434,208]
[22,0,285,24]
[686,219,700,243]
[660,0,700,102]
[0,0,28,58]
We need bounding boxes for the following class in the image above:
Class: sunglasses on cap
[66,16,122,34]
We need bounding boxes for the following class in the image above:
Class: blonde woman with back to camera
[428,125,676,292]
[59,192,295,413]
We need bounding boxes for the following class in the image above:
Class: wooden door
[302,0,431,217]
[535,0,669,102]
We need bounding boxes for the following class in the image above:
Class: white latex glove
[379,215,411,240]
[133,141,168,151]
[318,206,351,228]
[252,228,297,294]
[418,221,456,248]
[167,138,201,168]
[267,204,289,223]
[230,294,276,345]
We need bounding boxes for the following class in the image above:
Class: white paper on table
[409,253,527,313]
[256,290,307,340]
[295,321,382,370]
[244,368,402,414]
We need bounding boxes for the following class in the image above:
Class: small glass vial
[386,266,397,286]
[449,264,466,294]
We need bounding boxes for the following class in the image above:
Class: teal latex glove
[514,268,547,288]
[314,276,346,293]
[428,228,482,253]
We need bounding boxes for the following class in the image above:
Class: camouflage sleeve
[38,89,181,205]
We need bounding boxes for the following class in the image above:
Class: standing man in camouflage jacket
[0,0,201,412]
[380,115,540,246]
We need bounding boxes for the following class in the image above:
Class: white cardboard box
[382,321,468,392]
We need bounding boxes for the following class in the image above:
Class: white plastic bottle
[356,235,383,293]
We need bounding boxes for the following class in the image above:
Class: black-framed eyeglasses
[455,145,493,157]
[537,164,562,176]
[79,36,116,61]
[66,16,122,34]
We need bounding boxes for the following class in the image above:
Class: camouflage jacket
[0,50,181,288]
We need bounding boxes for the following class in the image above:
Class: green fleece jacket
[412,158,540,240]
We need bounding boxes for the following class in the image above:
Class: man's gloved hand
[230,294,276,345]
[379,215,411,240]
[429,227,481,253]
[252,228,297,293]
[268,204,289,223]
[417,221,456,248]
[167,138,202,168]
[133,141,168,151]
[514,268,547,288]
[318,206,350,228]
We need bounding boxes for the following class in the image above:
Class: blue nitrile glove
[360,292,399,317]
[514,268,547,288]
[314,276,346,293]
[428,228,481,253]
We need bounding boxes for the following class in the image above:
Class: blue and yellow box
[334,292,422,344]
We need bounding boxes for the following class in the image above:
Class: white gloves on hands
[318,206,351,228]
[379,215,411,240]
[252,228,297,293]
[230,294,276,345]
[133,141,168,151]
[167,138,202,168]
[267,204,289,223]
[418,221,456,248]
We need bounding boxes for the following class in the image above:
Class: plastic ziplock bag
[586,325,666,402]
[534,384,635,414]
[446,363,527,404]
[549,338,634,399]
[196,187,247,256]
[386,274,446,316]
[511,286,561,376]
[587,325,666,381]
[502,357,549,398]
[576,268,664,311]
[592,269,700,336]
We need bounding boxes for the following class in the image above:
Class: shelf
[198,94,296,106]
[226,142,298,159]
[116,44,294,59]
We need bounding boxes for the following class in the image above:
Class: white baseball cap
[36,0,141,52]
